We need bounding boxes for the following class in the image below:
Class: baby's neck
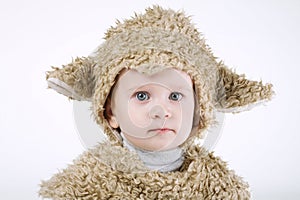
[120,132,184,172]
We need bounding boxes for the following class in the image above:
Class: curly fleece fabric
[39,143,250,199]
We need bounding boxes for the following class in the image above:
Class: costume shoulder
[183,145,251,199]
[39,143,250,200]
[39,142,147,199]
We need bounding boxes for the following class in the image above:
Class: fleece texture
[39,143,250,200]
[41,5,274,199]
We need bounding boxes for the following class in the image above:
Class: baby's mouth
[148,128,175,134]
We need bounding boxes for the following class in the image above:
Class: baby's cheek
[170,102,182,115]
[127,103,151,128]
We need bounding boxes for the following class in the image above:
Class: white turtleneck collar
[121,132,184,172]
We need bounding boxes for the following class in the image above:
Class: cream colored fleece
[39,142,251,199]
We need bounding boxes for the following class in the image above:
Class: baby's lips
[148,128,175,133]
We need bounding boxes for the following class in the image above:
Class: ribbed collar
[121,132,184,172]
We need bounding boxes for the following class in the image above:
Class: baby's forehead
[117,68,193,88]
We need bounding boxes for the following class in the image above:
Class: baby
[40,6,273,199]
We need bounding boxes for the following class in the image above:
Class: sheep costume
[40,6,273,200]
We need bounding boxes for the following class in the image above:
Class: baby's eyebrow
[127,87,139,92]
[170,85,193,92]
[126,86,193,92]
[126,84,150,92]
[126,87,148,94]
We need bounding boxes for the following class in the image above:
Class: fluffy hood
[46,5,273,146]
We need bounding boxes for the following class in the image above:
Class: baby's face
[109,68,195,151]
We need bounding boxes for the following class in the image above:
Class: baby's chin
[122,130,182,151]
[140,138,181,152]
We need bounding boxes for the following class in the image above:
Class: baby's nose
[149,105,171,119]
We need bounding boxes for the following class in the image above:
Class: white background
[1,0,299,199]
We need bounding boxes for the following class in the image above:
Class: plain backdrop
[1,0,299,199]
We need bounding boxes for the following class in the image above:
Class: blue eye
[169,92,182,101]
[136,92,149,101]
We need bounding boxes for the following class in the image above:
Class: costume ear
[216,64,274,113]
[46,56,95,101]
